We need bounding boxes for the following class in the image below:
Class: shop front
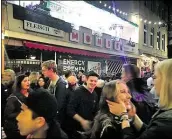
[4,2,140,75]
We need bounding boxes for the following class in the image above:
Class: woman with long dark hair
[4,74,32,139]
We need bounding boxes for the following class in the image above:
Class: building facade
[109,0,168,71]
[2,1,140,74]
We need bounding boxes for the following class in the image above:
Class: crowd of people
[1,59,172,139]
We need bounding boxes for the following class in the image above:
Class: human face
[21,77,30,90]
[153,71,161,96]
[86,76,98,90]
[16,104,42,136]
[2,72,12,85]
[38,78,45,87]
[42,66,51,78]
[121,68,128,82]
[81,75,86,82]
[116,82,132,110]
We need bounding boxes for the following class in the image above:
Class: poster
[58,59,86,72]
[88,61,101,75]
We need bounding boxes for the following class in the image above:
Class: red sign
[95,36,102,47]
[83,33,92,45]
[105,39,111,49]
[70,30,79,42]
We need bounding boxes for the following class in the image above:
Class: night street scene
[1,1,172,139]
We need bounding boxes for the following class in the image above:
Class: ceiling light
[144,20,147,23]
[104,4,107,7]
[99,1,101,3]
[148,21,151,24]
[108,6,111,9]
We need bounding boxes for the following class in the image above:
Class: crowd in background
[1,59,172,139]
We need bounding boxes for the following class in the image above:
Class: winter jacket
[126,78,158,124]
[122,109,172,139]
[48,77,68,125]
[3,91,29,139]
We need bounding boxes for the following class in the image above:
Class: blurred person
[147,73,154,91]
[41,60,68,124]
[16,88,68,139]
[121,64,157,124]
[81,74,87,85]
[107,59,172,139]
[94,79,105,103]
[78,70,84,85]
[4,74,32,139]
[85,80,135,139]
[37,76,48,89]
[29,72,39,90]
[66,71,99,139]
[1,69,16,126]
[64,70,73,88]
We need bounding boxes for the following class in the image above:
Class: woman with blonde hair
[107,59,172,139]
[29,72,39,90]
[82,80,136,139]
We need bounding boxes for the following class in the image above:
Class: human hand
[80,120,91,131]
[128,102,136,119]
[106,100,127,116]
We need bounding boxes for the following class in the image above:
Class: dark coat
[1,83,13,126]
[122,109,172,139]
[126,78,158,124]
[49,77,68,125]
[3,91,29,139]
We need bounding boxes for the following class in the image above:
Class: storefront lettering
[69,29,137,53]
[105,39,111,49]
[63,59,85,66]
[70,30,79,42]
[83,33,92,45]
[24,20,64,37]
[95,36,102,47]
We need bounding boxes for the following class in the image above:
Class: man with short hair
[16,89,68,139]
[66,71,99,138]
[41,60,68,124]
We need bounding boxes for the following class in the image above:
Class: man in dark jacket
[121,64,157,124]
[41,60,68,125]
[66,71,99,139]
[16,89,68,139]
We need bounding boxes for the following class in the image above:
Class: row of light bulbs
[140,18,162,25]
[99,1,128,16]
[99,1,165,26]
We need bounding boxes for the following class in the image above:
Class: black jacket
[122,109,172,139]
[49,77,68,124]
[67,86,99,132]
[3,91,29,139]
[127,78,157,124]
[1,83,13,126]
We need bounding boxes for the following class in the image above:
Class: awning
[23,41,110,59]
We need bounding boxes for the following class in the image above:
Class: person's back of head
[16,88,68,138]
[122,64,140,81]
[154,59,172,109]
[64,70,73,79]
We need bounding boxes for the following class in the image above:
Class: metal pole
[55,52,57,64]
[40,52,42,63]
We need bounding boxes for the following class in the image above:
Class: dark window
[162,34,165,51]
[150,28,154,47]
[157,32,160,49]
[144,24,147,44]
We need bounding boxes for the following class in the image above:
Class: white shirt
[147,77,154,89]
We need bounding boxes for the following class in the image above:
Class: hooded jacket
[126,78,158,124]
